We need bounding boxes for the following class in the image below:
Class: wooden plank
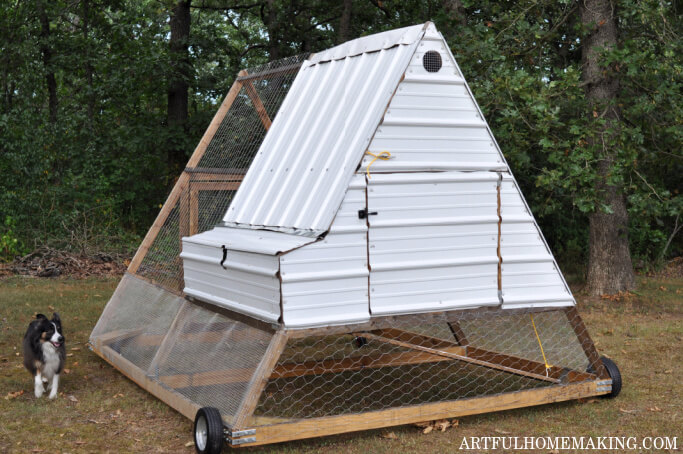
[446,319,469,346]
[236,62,301,81]
[179,186,189,238]
[93,345,200,421]
[370,328,461,350]
[188,173,245,182]
[564,306,608,378]
[360,330,560,384]
[147,302,192,375]
[187,297,276,334]
[243,79,272,130]
[95,328,143,349]
[190,181,241,191]
[466,346,595,383]
[160,367,253,389]
[244,381,606,446]
[271,345,467,380]
[189,187,199,236]
[232,330,289,429]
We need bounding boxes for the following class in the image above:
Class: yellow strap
[365,151,391,179]
[530,314,552,374]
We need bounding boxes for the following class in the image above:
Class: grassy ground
[0,275,680,453]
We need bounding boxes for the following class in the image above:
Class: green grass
[0,275,681,453]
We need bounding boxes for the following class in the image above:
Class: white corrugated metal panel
[279,175,369,327]
[500,175,574,309]
[181,240,281,322]
[223,27,426,237]
[308,23,427,64]
[367,172,500,315]
[183,226,315,255]
[361,30,507,173]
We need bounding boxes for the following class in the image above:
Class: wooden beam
[564,306,608,379]
[271,345,467,380]
[127,73,245,274]
[188,173,245,182]
[243,79,272,130]
[236,62,301,81]
[360,330,560,384]
[189,188,199,236]
[243,381,607,446]
[160,368,254,389]
[232,330,289,429]
[446,319,469,346]
[190,181,241,191]
[95,328,143,349]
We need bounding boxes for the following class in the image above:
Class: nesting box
[90,23,620,452]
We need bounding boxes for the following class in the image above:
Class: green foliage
[0,216,25,262]
[0,0,680,270]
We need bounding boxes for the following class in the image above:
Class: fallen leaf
[63,369,71,374]
[59,434,65,438]
[664,369,673,374]
[32,449,43,453]
[184,441,194,447]
[495,429,511,435]
[48,305,55,311]
[71,347,81,351]
[423,426,433,434]
[435,419,450,432]
[116,409,122,416]
[67,395,78,402]
[593,111,598,118]
[619,408,636,414]
[75,441,85,445]
[381,432,398,440]
[67,353,74,357]
[549,449,560,454]
[659,286,667,291]
[586,398,599,403]
[649,406,662,412]
[451,419,459,427]
[4,390,24,400]
[113,393,124,398]
[72,361,79,367]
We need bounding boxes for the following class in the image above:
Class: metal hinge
[358,209,378,219]
[224,427,256,446]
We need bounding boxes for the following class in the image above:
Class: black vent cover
[422,51,443,73]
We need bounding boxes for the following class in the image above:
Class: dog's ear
[36,313,47,320]
[52,312,61,323]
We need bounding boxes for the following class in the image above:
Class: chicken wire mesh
[136,54,308,292]
[251,307,599,424]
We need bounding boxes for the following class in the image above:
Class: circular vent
[423,51,442,73]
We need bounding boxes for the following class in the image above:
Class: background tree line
[0,0,680,294]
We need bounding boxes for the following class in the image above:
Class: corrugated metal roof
[183,226,315,255]
[222,23,432,237]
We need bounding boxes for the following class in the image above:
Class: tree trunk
[82,0,95,124]
[580,0,635,295]
[337,0,353,44]
[36,0,57,124]
[167,0,191,172]
[265,0,281,61]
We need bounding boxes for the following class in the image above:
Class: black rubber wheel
[588,356,622,399]
[194,407,223,454]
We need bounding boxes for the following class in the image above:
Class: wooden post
[232,329,289,429]
[447,319,469,346]
[243,78,272,130]
[127,73,245,274]
[564,306,608,378]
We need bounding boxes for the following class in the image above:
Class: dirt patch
[3,246,129,279]
[647,256,683,279]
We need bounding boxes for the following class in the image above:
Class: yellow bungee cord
[365,151,391,178]
[530,314,552,376]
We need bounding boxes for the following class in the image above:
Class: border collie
[22,313,65,399]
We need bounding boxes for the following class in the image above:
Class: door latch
[358,209,378,219]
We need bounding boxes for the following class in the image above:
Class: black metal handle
[358,209,378,219]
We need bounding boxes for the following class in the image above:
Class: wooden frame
[91,304,608,447]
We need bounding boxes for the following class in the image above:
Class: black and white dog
[22,313,66,399]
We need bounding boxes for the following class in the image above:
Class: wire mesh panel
[251,308,597,424]
[134,55,307,293]
[90,273,185,371]
[150,302,274,427]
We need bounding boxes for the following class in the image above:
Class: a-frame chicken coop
[90,23,621,453]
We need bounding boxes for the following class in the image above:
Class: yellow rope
[530,314,552,374]
[365,151,391,179]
